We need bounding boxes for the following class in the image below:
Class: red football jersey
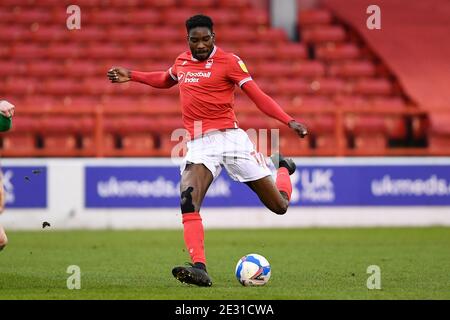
[169,46,252,137]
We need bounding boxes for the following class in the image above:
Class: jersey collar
[191,45,217,62]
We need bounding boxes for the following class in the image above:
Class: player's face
[188,27,215,61]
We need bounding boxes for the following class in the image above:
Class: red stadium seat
[334,95,370,108]
[0,60,27,75]
[346,115,388,151]
[143,27,184,43]
[86,9,127,25]
[349,115,386,134]
[22,95,58,110]
[315,134,336,150]
[180,0,216,9]
[162,9,201,26]
[82,78,115,95]
[157,117,185,133]
[316,43,361,60]
[328,61,376,77]
[1,133,36,152]
[28,61,63,77]
[279,131,310,155]
[277,80,310,96]
[40,79,83,95]
[217,26,256,43]
[42,134,78,151]
[217,0,251,8]
[352,79,393,95]
[31,25,67,42]
[143,0,177,8]
[87,44,125,59]
[353,134,387,150]
[0,25,29,42]
[240,10,270,26]
[429,113,450,136]
[298,9,333,26]
[64,60,98,77]
[14,9,52,24]
[39,117,79,134]
[275,43,308,60]
[162,44,190,60]
[47,44,82,59]
[257,28,289,43]
[4,78,37,95]
[291,61,326,77]
[302,26,346,43]
[236,44,275,60]
[109,27,145,42]
[127,45,164,60]
[128,10,161,25]
[290,96,333,109]
[122,134,156,151]
[12,44,46,59]
[68,27,106,42]
[64,0,104,7]
[255,62,295,78]
[371,97,406,109]
[62,96,100,110]
[308,78,346,95]
[82,134,116,154]
[110,0,142,7]
[203,9,241,25]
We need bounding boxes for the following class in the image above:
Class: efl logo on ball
[235,253,271,286]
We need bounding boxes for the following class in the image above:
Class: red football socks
[182,212,206,265]
[276,167,292,201]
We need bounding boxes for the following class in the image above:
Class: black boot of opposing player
[172,262,213,287]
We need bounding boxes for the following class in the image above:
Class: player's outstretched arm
[107,67,177,88]
[241,81,308,138]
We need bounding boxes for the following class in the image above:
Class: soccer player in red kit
[108,15,308,286]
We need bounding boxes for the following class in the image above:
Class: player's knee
[180,186,196,213]
[273,201,288,215]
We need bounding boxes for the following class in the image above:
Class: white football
[235,253,271,286]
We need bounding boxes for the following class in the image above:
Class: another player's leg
[0,172,7,251]
[172,163,214,287]
[245,153,296,215]
[0,224,7,251]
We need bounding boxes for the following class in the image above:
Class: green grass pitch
[0,227,449,299]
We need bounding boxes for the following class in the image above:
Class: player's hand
[107,67,131,83]
[288,120,308,138]
[0,100,15,118]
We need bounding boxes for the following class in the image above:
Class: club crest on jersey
[177,72,185,81]
[205,59,214,69]
[238,60,248,73]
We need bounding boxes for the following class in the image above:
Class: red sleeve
[227,54,253,87]
[241,81,295,125]
[130,70,177,88]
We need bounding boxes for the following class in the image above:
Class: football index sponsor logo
[180,71,212,83]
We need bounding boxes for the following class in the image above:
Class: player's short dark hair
[186,14,214,33]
